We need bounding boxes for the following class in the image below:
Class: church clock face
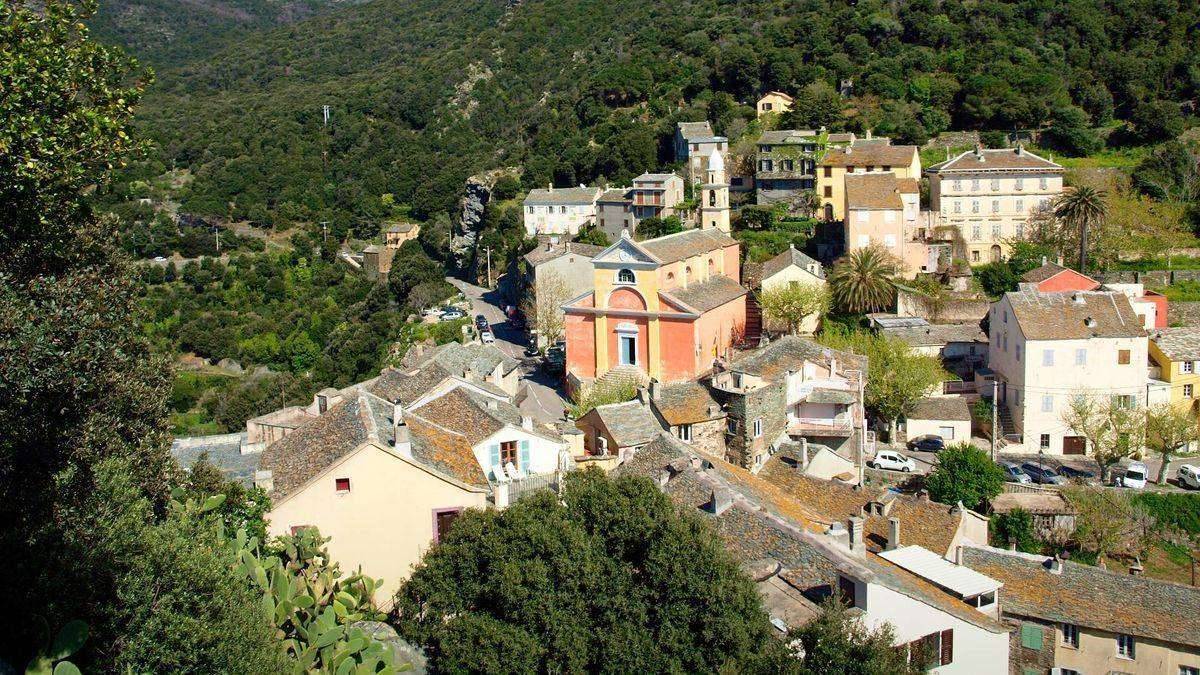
[618,250,632,261]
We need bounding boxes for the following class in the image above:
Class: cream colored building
[963,544,1200,675]
[759,245,826,335]
[926,146,1063,264]
[756,91,794,117]
[988,290,1148,455]
[818,142,921,221]
[523,185,603,237]
[699,148,731,233]
[844,171,937,277]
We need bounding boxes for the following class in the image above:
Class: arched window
[685,266,693,280]
[708,190,716,207]
[666,272,675,283]
[616,268,636,284]
[707,258,715,274]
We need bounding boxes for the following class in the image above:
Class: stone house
[755,129,819,203]
[574,398,662,459]
[674,120,728,184]
[844,171,940,277]
[647,380,726,459]
[520,241,605,346]
[384,222,420,248]
[905,396,972,445]
[522,185,603,237]
[758,245,826,335]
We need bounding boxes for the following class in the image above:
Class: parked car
[480,330,496,344]
[906,435,945,453]
[421,306,444,317]
[1177,464,1200,490]
[998,461,1031,484]
[474,314,488,328]
[440,309,466,321]
[1020,462,1065,485]
[1117,461,1147,489]
[544,345,565,374]
[1057,464,1096,481]
[870,450,916,473]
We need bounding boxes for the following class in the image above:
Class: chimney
[709,488,733,515]
[1047,556,1064,574]
[1072,292,1086,305]
[1016,143,1024,156]
[1008,540,1017,551]
[918,489,930,503]
[1129,558,1144,577]
[547,183,553,192]
[521,415,533,431]
[649,379,661,401]
[1041,255,1048,266]
[887,517,901,551]
[254,470,274,492]
[545,240,553,251]
[1084,316,1097,328]
[393,403,412,457]
[848,517,865,556]
[637,387,650,405]
[826,521,849,549]
[656,469,671,487]
[866,128,873,140]
[799,437,809,468]
[486,398,498,410]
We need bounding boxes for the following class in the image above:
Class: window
[1043,349,1055,366]
[882,165,891,171]
[884,234,897,248]
[907,630,953,668]
[857,234,870,247]
[335,477,351,493]
[762,102,772,111]
[838,576,857,607]
[884,210,896,223]
[992,200,1000,213]
[727,418,738,434]
[1075,348,1087,365]
[991,178,1000,191]
[500,440,519,468]
[1015,178,1024,191]
[823,186,832,198]
[678,424,692,442]
[616,268,635,284]
[1016,223,1024,238]
[954,200,962,214]
[1117,633,1136,659]
[1040,434,1051,449]
[971,250,980,263]
[753,418,763,437]
[972,178,980,191]
[952,179,962,192]
[782,159,794,171]
[1184,361,1195,374]
[1015,198,1024,212]
[1060,670,1082,675]
[971,590,995,607]
[1039,177,1048,190]
[1180,667,1199,675]
[559,205,566,214]
[823,166,832,178]
[1020,623,1043,650]
[992,223,1001,238]
[972,200,980,213]
[433,508,462,542]
[1042,395,1054,412]
[1118,349,1131,365]
[691,143,698,152]
[317,394,328,413]
[972,225,981,240]
[1185,384,1194,398]
[1016,344,1022,361]
[1061,623,1079,648]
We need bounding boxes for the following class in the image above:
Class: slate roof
[927,147,1063,173]
[587,400,662,448]
[639,228,737,264]
[761,245,823,280]
[1020,262,1099,288]
[880,322,988,348]
[399,341,519,379]
[758,129,816,145]
[596,188,632,203]
[845,172,913,210]
[826,133,855,144]
[523,186,602,205]
[662,275,747,313]
[728,335,866,382]
[409,386,562,445]
[677,121,715,140]
[404,415,489,487]
[172,433,260,486]
[633,172,679,183]
[908,396,972,422]
[818,144,918,168]
[1006,290,1146,340]
[1151,327,1200,362]
[807,388,857,405]
[652,382,724,425]
[615,434,1007,633]
[523,242,605,267]
[386,222,417,233]
[961,544,1200,647]
[989,492,1076,516]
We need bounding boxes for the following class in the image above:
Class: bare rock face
[348,620,428,674]
[453,167,519,275]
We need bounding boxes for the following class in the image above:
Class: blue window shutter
[489,443,500,468]
[519,440,530,469]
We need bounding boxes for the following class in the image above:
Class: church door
[619,335,636,366]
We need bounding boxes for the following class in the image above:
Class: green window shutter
[1020,623,1043,650]
[1021,668,1039,675]
[489,443,500,469]
[519,440,530,469]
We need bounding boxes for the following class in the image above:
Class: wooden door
[1063,436,1086,455]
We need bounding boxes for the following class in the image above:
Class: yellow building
[1149,328,1200,415]
[817,143,921,222]
[756,91,794,117]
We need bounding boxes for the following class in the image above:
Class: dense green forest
[105,0,1200,231]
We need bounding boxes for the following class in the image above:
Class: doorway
[619,334,636,366]
[990,244,1002,262]
[1063,436,1086,455]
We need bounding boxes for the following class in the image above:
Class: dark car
[906,435,945,453]
[474,314,488,328]
[1057,464,1096,481]
[544,345,565,375]
[1020,462,1065,485]
[523,344,540,357]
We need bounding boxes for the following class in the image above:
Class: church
[562,154,744,391]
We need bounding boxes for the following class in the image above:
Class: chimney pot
[887,517,901,551]
[709,488,734,515]
[848,516,865,555]
[521,415,533,431]
[1129,558,1144,576]
[486,398,498,410]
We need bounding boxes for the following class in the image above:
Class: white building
[988,290,1148,455]
[926,146,1063,264]
[522,185,603,237]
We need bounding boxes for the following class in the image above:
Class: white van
[1177,464,1200,490]
[1118,461,1148,489]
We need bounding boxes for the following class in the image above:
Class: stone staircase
[593,364,649,393]
[996,404,1017,446]
[743,293,763,345]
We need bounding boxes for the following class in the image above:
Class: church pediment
[592,236,660,268]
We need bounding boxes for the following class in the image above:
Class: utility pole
[213,224,220,254]
[844,369,865,486]
[991,379,999,461]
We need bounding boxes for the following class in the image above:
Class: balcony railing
[943,380,977,394]
[788,417,854,437]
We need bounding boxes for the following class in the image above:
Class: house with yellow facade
[817,142,921,222]
[1149,328,1200,415]
[756,91,794,117]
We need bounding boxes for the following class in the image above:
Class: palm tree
[828,245,901,314]
[1053,186,1108,272]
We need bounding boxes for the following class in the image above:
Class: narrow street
[447,277,569,424]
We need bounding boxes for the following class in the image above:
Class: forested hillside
[117,0,1199,232]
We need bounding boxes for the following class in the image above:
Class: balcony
[788,416,854,437]
[632,196,665,207]
[943,380,978,395]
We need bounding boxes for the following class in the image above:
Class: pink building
[843,172,937,276]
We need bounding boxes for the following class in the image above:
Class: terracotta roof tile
[1020,262,1099,288]
[819,145,918,168]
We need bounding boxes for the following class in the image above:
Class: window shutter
[1020,623,1043,650]
[519,440,530,469]
[940,629,953,665]
[489,443,500,468]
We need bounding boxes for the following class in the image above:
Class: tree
[788,599,923,675]
[391,469,793,673]
[992,508,1039,553]
[1041,105,1104,156]
[573,223,610,246]
[759,282,830,335]
[1053,186,1108,272]
[1145,403,1200,485]
[1130,99,1186,144]
[1064,486,1155,562]
[925,444,1006,511]
[1061,393,1143,483]
[522,269,573,348]
[635,215,683,240]
[827,245,900,315]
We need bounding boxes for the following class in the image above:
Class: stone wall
[1002,615,1055,675]
[715,382,788,469]
[686,418,727,461]
[1171,302,1200,326]
[897,288,989,323]
[1095,268,1200,286]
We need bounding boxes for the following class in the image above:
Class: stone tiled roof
[596,188,632,203]
[1151,327,1200,362]
[172,433,259,486]
[989,492,1075,516]
[881,322,987,348]
[1006,290,1146,340]
[588,400,663,448]
[927,147,1062,173]
[758,129,816,145]
[404,416,489,487]
[677,121,715,140]
[386,222,417,233]
[523,186,602,205]
[818,144,918,168]
[761,246,823,280]
[826,133,855,144]
[633,172,678,183]
[652,382,724,425]
[845,172,909,209]
[661,275,747,313]
[260,392,380,499]
[908,396,972,422]
[367,366,453,406]
[1020,262,1099,288]
[616,434,1007,633]
[961,544,1200,647]
[728,335,866,382]
[639,228,737,264]
[400,341,519,379]
[408,388,508,447]
[523,242,606,267]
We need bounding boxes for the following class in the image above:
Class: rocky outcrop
[453,167,519,278]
